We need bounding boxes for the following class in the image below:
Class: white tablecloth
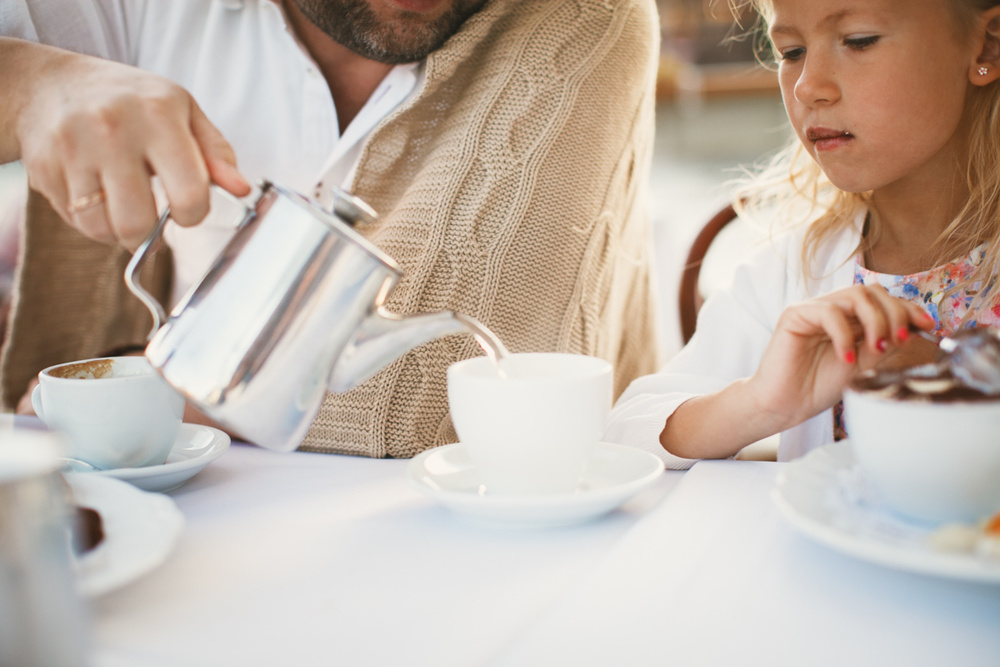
[89,443,680,667]
[496,461,1000,667]
[86,445,1000,666]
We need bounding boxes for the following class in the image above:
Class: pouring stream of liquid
[455,314,511,378]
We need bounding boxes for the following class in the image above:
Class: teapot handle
[124,207,171,342]
[124,186,258,342]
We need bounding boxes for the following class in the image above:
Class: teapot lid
[258,180,402,278]
[329,187,377,227]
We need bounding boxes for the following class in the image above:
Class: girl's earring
[980,66,990,76]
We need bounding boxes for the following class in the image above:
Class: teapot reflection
[126,182,506,452]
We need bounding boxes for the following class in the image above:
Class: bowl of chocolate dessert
[844,328,1000,525]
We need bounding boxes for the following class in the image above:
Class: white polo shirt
[2,0,423,302]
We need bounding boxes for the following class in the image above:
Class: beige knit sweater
[2,0,662,458]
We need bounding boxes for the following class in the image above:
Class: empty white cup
[32,357,185,470]
[447,352,613,495]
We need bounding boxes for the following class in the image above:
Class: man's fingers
[64,175,116,244]
[18,53,240,241]
[144,105,213,228]
[15,378,40,416]
[190,103,250,198]
[101,163,159,250]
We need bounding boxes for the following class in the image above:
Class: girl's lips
[807,127,854,152]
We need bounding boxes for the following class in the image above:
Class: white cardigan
[604,216,864,469]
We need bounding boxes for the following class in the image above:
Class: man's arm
[0,37,249,249]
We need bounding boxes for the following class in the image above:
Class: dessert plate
[65,474,184,597]
[83,424,230,493]
[773,440,1000,584]
[407,442,664,528]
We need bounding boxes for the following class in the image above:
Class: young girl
[606,0,1000,467]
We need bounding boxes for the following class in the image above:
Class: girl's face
[769,0,979,196]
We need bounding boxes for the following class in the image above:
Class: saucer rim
[407,442,664,526]
[772,440,1000,584]
[410,441,664,503]
[82,424,230,492]
[67,474,184,597]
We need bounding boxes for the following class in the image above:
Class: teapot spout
[329,308,504,392]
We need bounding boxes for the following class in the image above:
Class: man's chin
[385,0,450,14]
[292,0,485,64]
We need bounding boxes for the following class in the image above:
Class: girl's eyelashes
[774,34,880,62]
[843,34,880,50]
[778,46,806,62]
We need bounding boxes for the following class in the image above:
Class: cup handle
[30,383,45,422]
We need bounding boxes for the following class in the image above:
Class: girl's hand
[747,284,934,433]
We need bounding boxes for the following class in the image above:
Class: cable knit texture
[2,0,661,458]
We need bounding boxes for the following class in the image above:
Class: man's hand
[3,38,250,249]
[15,377,38,416]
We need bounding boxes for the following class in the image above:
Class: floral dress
[832,244,999,439]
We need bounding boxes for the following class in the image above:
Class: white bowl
[843,387,1000,525]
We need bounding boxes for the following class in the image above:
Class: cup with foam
[32,357,184,470]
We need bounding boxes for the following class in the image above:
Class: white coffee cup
[31,357,185,470]
[447,352,613,495]
[843,387,1000,524]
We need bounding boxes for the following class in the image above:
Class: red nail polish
[877,338,887,352]
[844,350,856,364]
[896,327,909,342]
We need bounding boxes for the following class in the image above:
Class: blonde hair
[730,0,1000,316]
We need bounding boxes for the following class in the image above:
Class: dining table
[60,436,1000,666]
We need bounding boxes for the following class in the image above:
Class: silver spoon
[60,457,104,472]
[915,328,1000,395]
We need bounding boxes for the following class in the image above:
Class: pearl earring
[979,66,990,76]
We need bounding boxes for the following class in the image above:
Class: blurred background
[650,0,789,354]
[0,0,793,360]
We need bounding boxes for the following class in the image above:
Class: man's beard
[291,0,487,64]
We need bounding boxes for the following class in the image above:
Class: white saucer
[407,442,664,528]
[773,440,1000,584]
[65,474,184,597]
[82,424,230,493]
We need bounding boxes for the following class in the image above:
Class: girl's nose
[793,55,840,106]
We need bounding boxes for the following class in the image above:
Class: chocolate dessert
[70,506,104,555]
[851,328,1000,402]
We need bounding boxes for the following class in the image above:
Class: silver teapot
[126,182,503,452]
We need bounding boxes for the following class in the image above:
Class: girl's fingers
[908,303,937,332]
[814,301,862,363]
[861,286,937,344]
[842,286,891,354]
[827,285,930,352]
[856,285,913,348]
[785,299,861,363]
